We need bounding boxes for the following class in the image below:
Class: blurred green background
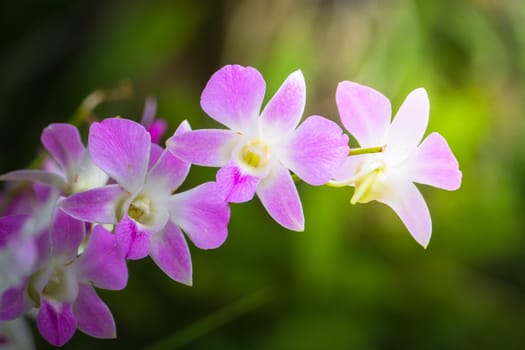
[2,0,525,349]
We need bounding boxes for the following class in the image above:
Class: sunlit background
[1,0,525,349]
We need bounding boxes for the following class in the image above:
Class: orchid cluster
[0,65,461,347]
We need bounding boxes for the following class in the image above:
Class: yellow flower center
[350,160,386,204]
[240,139,271,170]
[128,195,151,221]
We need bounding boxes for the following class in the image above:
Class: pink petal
[259,70,306,139]
[408,132,462,190]
[336,81,391,147]
[41,123,84,181]
[376,179,432,248]
[89,118,150,192]
[216,164,260,203]
[73,284,116,339]
[114,216,152,260]
[37,300,77,347]
[149,143,164,170]
[0,170,67,192]
[75,225,128,290]
[147,149,190,193]
[140,96,157,127]
[59,185,127,224]
[150,221,192,285]
[147,120,168,144]
[386,88,429,161]
[200,65,265,132]
[50,209,85,260]
[0,281,29,320]
[332,155,365,182]
[0,215,27,248]
[169,182,230,249]
[256,164,304,231]
[167,129,240,167]
[281,116,349,185]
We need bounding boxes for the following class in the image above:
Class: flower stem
[349,144,386,156]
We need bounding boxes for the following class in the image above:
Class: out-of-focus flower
[168,65,349,231]
[332,82,462,248]
[0,318,35,350]
[141,97,168,144]
[60,118,230,285]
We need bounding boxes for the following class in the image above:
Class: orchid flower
[331,82,462,248]
[141,97,167,144]
[60,118,230,285]
[0,209,128,347]
[0,124,108,195]
[167,65,349,231]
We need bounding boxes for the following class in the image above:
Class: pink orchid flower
[168,65,349,231]
[332,82,462,248]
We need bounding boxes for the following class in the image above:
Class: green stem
[349,144,386,156]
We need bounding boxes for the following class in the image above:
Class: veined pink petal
[169,182,230,249]
[114,216,152,260]
[0,170,67,192]
[59,185,127,224]
[281,116,349,185]
[167,129,240,167]
[260,70,306,140]
[41,123,84,182]
[150,221,192,285]
[200,65,265,132]
[147,150,190,193]
[386,88,429,161]
[75,225,128,290]
[50,209,85,260]
[408,132,462,190]
[0,281,29,320]
[256,164,304,231]
[73,284,116,339]
[89,118,151,192]
[216,164,260,203]
[336,81,391,147]
[149,143,164,170]
[376,179,432,248]
[37,300,77,347]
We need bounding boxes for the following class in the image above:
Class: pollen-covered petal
[147,149,190,193]
[408,132,462,190]
[114,216,153,260]
[256,164,304,231]
[280,116,349,185]
[0,281,29,320]
[150,221,192,285]
[386,88,429,161]
[201,65,265,132]
[376,179,432,248]
[59,185,127,224]
[169,182,230,250]
[0,170,67,192]
[336,81,391,147]
[41,123,84,182]
[89,118,151,192]
[75,225,128,290]
[260,70,306,139]
[216,164,260,203]
[37,300,77,347]
[50,209,85,260]
[73,284,116,339]
[167,129,240,167]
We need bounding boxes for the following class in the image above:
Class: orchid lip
[233,138,274,176]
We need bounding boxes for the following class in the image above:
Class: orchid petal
[72,152,109,193]
[75,225,128,290]
[256,164,304,231]
[376,179,432,248]
[336,81,391,147]
[386,88,429,160]
[59,185,127,224]
[114,216,152,260]
[149,143,164,171]
[147,120,167,144]
[408,132,462,190]
[200,64,265,132]
[147,149,190,193]
[150,221,192,285]
[50,209,85,260]
[37,300,77,347]
[41,123,84,182]
[89,118,150,191]
[332,155,366,182]
[260,70,306,139]
[0,281,28,320]
[74,284,116,339]
[169,182,230,249]
[216,164,260,203]
[281,116,349,185]
[167,129,240,167]
[0,170,67,192]
[0,215,27,248]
